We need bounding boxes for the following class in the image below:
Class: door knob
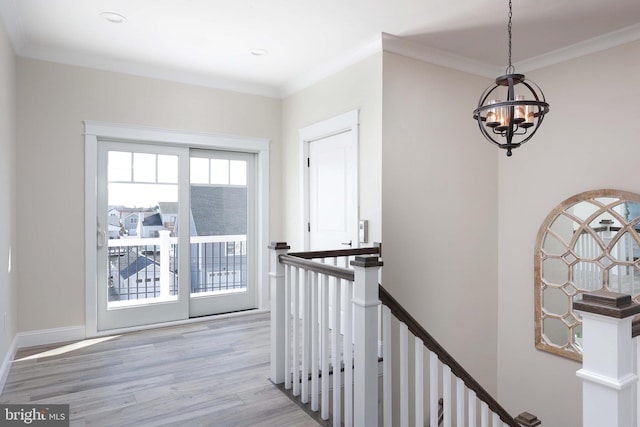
[341,240,352,247]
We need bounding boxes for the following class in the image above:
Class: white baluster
[383,305,392,427]
[430,351,439,427]
[284,265,292,390]
[301,269,310,404]
[400,322,409,427]
[321,273,330,420]
[311,271,319,411]
[443,365,451,427]
[415,337,424,427]
[332,278,342,427]
[457,377,465,426]
[292,267,300,396]
[480,401,489,427]
[468,389,477,427]
[343,280,353,427]
[492,412,500,427]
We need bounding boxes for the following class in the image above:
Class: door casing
[85,121,269,337]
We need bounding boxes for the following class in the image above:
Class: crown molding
[18,43,282,98]
[280,36,383,98]
[382,23,640,79]
[515,23,640,73]
[381,32,500,79]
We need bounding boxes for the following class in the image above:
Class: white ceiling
[1,0,640,98]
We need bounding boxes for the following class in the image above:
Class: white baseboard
[0,326,84,395]
[15,325,86,349]
[0,336,18,395]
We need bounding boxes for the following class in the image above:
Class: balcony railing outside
[190,235,247,295]
[108,234,247,306]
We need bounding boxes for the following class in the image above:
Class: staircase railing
[269,242,540,427]
[379,285,539,427]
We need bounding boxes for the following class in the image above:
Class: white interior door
[302,110,359,251]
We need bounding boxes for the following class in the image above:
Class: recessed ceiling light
[250,48,268,57]
[100,12,126,24]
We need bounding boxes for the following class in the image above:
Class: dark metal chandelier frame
[473,0,550,157]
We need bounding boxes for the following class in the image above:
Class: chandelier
[473,0,550,157]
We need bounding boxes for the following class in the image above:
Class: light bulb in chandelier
[513,95,526,124]
[485,100,501,128]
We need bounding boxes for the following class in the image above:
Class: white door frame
[299,110,359,250]
[85,121,270,337]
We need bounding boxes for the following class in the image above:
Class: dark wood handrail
[280,244,381,282]
[288,243,381,260]
[378,284,522,427]
[279,254,355,281]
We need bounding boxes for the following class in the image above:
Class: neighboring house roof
[119,255,157,280]
[190,186,247,236]
[142,213,163,226]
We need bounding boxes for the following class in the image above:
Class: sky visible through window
[108,151,246,208]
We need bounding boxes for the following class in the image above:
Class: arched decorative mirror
[535,189,640,361]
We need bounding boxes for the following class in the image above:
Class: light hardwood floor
[0,313,319,426]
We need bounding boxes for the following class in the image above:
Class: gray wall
[497,39,640,426]
[0,19,16,379]
[381,51,499,398]
[281,53,383,250]
[15,58,282,332]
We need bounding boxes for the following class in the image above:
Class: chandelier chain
[507,0,514,73]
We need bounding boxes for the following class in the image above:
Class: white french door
[97,142,189,330]
[96,141,257,331]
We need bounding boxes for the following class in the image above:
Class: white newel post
[351,255,383,427]
[269,242,290,384]
[158,230,171,299]
[574,290,640,427]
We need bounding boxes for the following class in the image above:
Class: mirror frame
[534,189,640,361]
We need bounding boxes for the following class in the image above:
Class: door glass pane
[190,157,209,184]
[210,159,228,185]
[107,150,179,308]
[230,160,247,185]
[157,154,178,183]
[190,154,247,296]
[108,151,131,182]
[133,152,156,182]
